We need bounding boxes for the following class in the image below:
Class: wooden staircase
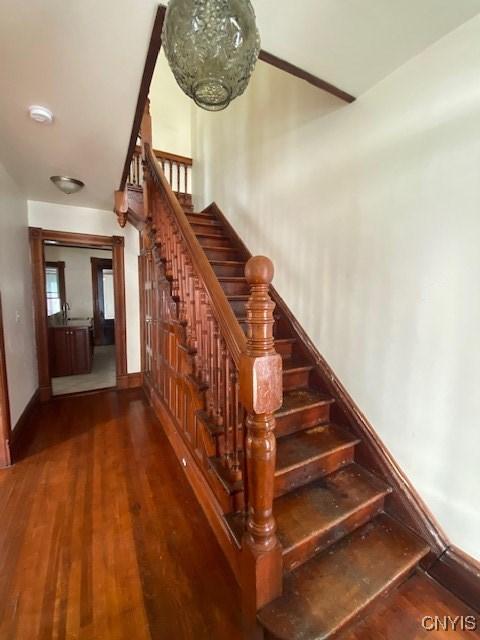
[185,205,430,639]
[115,102,478,639]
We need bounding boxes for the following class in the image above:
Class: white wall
[28,201,140,374]
[192,17,480,560]
[150,50,192,157]
[44,245,112,318]
[0,163,38,427]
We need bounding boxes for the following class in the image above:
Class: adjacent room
[44,242,116,395]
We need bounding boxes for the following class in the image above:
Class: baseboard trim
[143,377,242,584]
[10,388,40,461]
[117,372,144,390]
[428,546,480,612]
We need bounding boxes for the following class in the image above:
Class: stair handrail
[143,141,247,367]
[138,99,283,615]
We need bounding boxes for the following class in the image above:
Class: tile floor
[51,345,116,395]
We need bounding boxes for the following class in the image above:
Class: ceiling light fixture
[29,105,54,124]
[162,0,261,112]
[50,176,85,195]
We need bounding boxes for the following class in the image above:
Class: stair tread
[189,219,222,227]
[210,260,246,266]
[276,424,360,476]
[276,388,334,417]
[194,231,228,239]
[274,464,391,554]
[258,513,430,640]
[204,246,239,252]
[283,361,314,374]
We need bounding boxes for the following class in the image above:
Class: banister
[134,145,193,167]
[143,143,247,367]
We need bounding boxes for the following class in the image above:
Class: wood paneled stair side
[184,206,439,638]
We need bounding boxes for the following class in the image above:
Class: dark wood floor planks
[0,389,242,640]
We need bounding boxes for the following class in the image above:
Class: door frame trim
[29,228,127,401]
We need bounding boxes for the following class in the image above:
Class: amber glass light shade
[162,0,261,112]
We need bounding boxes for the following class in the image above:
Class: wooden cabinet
[49,325,94,377]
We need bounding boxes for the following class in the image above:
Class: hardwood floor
[0,389,241,640]
[0,388,477,639]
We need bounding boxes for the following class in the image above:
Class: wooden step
[275,424,360,497]
[275,464,391,572]
[186,211,216,223]
[282,361,314,391]
[226,294,249,315]
[275,388,334,437]
[218,276,250,296]
[196,233,231,248]
[203,246,242,262]
[274,337,297,359]
[209,260,246,277]
[258,513,430,640]
[190,221,224,236]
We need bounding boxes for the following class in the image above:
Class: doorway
[29,229,127,401]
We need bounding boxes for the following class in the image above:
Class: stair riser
[274,445,356,498]
[228,299,248,315]
[203,247,242,261]
[276,404,331,438]
[190,223,224,236]
[197,236,232,249]
[186,213,216,223]
[211,263,245,277]
[282,368,311,391]
[283,495,386,573]
[275,341,295,359]
[220,280,250,296]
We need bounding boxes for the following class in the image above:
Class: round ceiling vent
[29,105,54,124]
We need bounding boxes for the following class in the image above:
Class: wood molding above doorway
[29,228,128,402]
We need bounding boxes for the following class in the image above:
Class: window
[45,262,66,316]
[102,269,115,319]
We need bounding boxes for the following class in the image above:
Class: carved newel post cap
[245,256,274,286]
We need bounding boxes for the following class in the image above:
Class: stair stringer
[204,201,450,566]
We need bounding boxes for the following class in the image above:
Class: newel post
[240,256,283,622]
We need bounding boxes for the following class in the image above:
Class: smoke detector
[29,105,54,124]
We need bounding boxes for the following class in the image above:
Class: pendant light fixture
[162,0,261,112]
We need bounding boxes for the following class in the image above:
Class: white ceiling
[254,0,480,96]
[0,0,159,211]
[0,1,479,210]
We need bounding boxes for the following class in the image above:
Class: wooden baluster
[205,307,215,418]
[195,282,206,385]
[240,255,283,615]
[215,331,224,430]
[222,345,230,466]
[230,366,241,480]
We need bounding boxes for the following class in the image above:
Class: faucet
[62,302,70,323]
